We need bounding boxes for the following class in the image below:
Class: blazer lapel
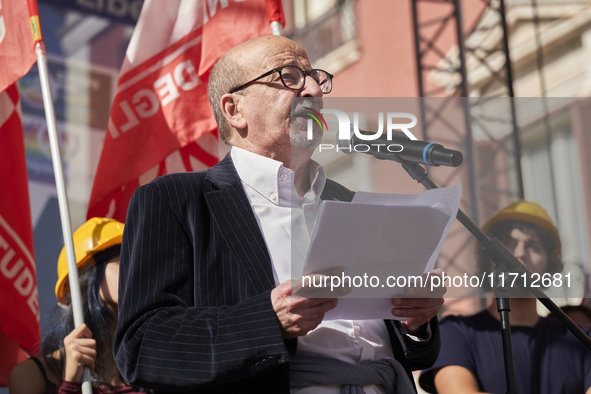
[205,155,275,293]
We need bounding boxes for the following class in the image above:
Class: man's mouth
[290,98,323,118]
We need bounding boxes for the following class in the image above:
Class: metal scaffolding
[411,0,525,210]
[410,0,526,293]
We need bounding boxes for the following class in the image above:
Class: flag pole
[265,0,284,35]
[27,2,92,394]
[270,21,281,35]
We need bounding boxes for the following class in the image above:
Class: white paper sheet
[299,182,462,320]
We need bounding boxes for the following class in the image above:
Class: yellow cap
[481,200,561,259]
[55,217,124,305]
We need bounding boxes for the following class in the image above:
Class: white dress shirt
[231,147,394,394]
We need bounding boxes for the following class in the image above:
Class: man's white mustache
[291,98,323,117]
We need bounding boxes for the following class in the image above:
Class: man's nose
[299,75,323,97]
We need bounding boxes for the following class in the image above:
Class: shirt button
[356,325,362,333]
[270,193,277,201]
[281,174,288,180]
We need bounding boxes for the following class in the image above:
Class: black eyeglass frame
[228,66,333,94]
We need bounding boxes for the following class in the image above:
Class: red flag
[0,0,38,93]
[88,0,274,222]
[265,0,285,27]
[0,84,40,386]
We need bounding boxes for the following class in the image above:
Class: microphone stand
[491,271,518,394]
[398,160,591,394]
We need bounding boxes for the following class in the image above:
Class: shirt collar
[304,160,326,206]
[231,146,326,206]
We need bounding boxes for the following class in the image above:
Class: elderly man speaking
[114,35,444,394]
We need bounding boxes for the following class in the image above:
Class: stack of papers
[300,182,462,320]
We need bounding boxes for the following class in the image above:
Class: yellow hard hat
[55,217,124,304]
[481,200,561,259]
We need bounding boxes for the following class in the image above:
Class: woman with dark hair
[9,218,144,394]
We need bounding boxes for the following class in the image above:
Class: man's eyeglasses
[229,66,333,94]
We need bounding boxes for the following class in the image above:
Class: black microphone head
[335,124,355,154]
[449,151,463,167]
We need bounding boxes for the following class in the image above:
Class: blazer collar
[205,153,240,188]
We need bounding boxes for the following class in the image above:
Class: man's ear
[220,93,246,129]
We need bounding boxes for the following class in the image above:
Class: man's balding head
[207,36,309,144]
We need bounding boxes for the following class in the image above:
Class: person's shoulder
[440,311,482,324]
[540,315,591,338]
[8,356,57,394]
[144,168,209,188]
[537,317,591,363]
[440,310,497,330]
[439,313,467,330]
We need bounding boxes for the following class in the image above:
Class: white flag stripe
[164,150,186,174]
[0,89,15,127]
[116,35,203,94]
[121,0,203,74]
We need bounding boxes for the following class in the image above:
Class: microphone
[336,126,463,167]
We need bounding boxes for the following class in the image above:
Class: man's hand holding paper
[392,268,447,335]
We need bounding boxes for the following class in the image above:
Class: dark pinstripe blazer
[114,154,440,393]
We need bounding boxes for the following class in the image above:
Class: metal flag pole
[27,2,92,394]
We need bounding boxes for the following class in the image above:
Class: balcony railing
[288,0,357,64]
